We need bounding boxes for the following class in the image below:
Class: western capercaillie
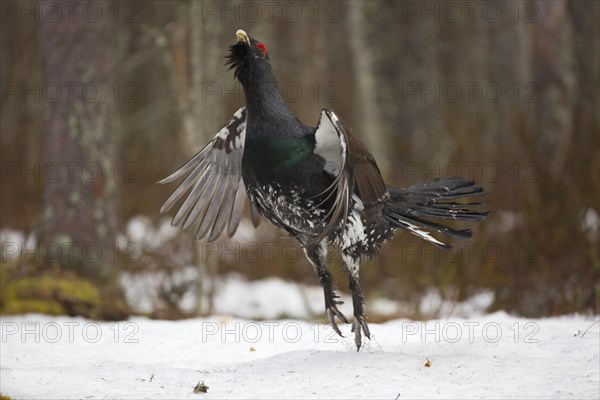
[159,29,489,350]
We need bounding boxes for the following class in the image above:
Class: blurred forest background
[1,0,598,320]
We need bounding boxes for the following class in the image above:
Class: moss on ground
[0,261,128,320]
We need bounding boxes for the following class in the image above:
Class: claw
[354,322,362,351]
[360,317,371,339]
[325,301,349,338]
[333,303,350,324]
[353,316,371,351]
[327,308,344,337]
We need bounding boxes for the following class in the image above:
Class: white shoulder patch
[314,110,343,174]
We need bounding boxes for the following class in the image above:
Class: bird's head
[226,29,273,85]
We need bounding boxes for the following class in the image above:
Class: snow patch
[1,313,598,399]
[580,207,600,241]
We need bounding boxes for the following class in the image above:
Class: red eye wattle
[256,43,267,57]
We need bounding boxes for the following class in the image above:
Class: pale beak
[236,29,250,45]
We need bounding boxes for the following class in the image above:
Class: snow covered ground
[2,224,599,398]
[1,313,598,399]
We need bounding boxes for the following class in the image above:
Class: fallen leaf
[193,381,209,394]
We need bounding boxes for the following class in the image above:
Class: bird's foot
[326,301,350,338]
[351,315,371,351]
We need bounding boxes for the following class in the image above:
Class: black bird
[159,29,488,350]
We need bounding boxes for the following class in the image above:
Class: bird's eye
[256,43,267,57]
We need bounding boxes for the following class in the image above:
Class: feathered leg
[304,241,349,337]
[342,253,371,351]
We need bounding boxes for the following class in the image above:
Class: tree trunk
[38,0,119,286]
[348,1,389,174]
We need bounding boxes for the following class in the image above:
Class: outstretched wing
[158,107,257,241]
[311,109,388,243]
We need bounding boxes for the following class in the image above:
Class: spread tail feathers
[384,177,489,250]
